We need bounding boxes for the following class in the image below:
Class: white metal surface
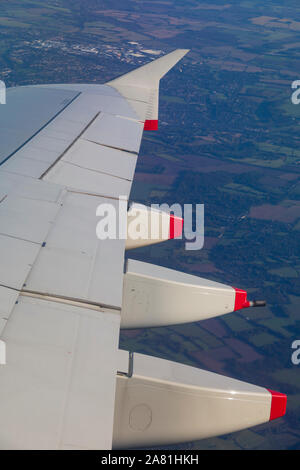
[0,86,79,164]
[0,234,41,290]
[0,296,120,450]
[61,139,137,181]
[44,161,132,199]
[121,259,235,328]
[108,50,190,89]
[0,286,19,336]
[57,95,100,124]
[37,84,148,122]
[25,192,125,309]
[83,113,143,154]
[108,49,189,123]
[45,116,88,138]
[10,145,59,164]
[0,171,64,202]
[0,195,60,244]
[62,92,138,120]
[126,203,180,250]
[1,88,142,183]
[113,352,272,448]
[1,155,50,178]
[27,134,70,155]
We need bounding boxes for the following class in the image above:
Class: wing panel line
[0,92,82,168]
[39,111,101,180]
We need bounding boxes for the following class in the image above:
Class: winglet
[107,49,189,130]
[107,49,189,89]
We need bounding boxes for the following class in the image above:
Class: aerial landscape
[0,0,299,450]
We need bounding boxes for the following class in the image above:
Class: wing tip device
[107,49,190,131]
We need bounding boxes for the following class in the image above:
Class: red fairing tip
[268,389,287,421]
[169,215,184,239]
[233,287,250,311]
[144,120,158,131]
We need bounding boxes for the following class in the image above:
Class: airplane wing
[0,50,286,450]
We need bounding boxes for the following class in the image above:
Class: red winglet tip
[233,287,250,311]
[144,120,158,131]
[268,389,287,421]
[169,215,184,239]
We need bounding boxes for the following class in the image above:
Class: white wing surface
[0,50,188,449]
